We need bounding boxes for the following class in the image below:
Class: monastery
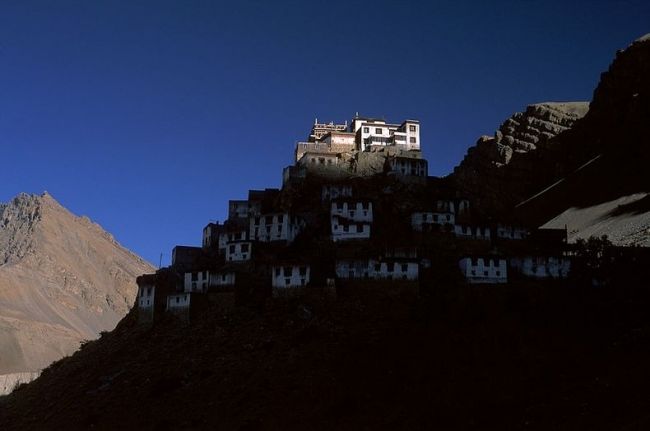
[136,114,570,322]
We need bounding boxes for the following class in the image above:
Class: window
[363,127,369,133]
[229,245,235,253]
[284,267,292,277]
[410,137,416,143]
[402,264,408,272]
[375,128,383,134]
[299,266,307,276]
[484,271,488,276]
[241,244,249,252]
[285,278,290,286]
[387,262,395,272]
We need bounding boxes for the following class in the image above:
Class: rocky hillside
[452,34,650,233]
[3,283,650,430]
[451,102,588,217]
[515,34,650,240]
[0,192,154,393]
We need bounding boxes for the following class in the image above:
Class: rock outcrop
[514,34,650,233]
[0,192,154,393]
[451,102,588,216]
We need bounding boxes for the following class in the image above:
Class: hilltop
[2,34,650,430]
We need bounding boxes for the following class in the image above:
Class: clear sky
[1,0,649,265]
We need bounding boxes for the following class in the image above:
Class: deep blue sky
[1,0,648,265]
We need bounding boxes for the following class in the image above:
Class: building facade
[271,265,311,288]
[458,257,508,284]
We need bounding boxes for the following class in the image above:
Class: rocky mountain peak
[0,192,155,390]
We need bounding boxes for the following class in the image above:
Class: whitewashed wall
[226,242,252,262]
[271,265,310,288]
[458,257,507,284]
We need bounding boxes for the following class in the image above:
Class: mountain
[2,35,650,430]
[451,102,589,216]
[451,34,650,243]
[515,34,650,242]
[0,192,154,393]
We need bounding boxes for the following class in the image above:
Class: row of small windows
[333,223,368,233]
[274,266,308,277]
[333,202,370,210]
[229,243,250,253]
[471,270,502,277]
[362,125,418,133]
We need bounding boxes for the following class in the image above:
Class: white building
[388,157,428,177]
[226,241,252,262]
[335,259,419,281]
[166,293,191,311]
[250,213,302,243]
[331,218,371,242]
[330,201,373,241]
[202,223,222,249]
[210,271,236,287]
[137,284,155,309]
[271,265,311,288]
[496,225,529,240]
[458,257,507,284]
[454,225,491,241]
[228,200,261,220]
[183,271,209,293]
[351,117,420,152]
[322,185,353,201]
[331,201,373,221]
[411,212,455,231]
[509,256,571,279]
[456,199,470,215]
[218,229,249,253]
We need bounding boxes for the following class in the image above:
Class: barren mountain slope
[516,34,650,237]
[451,102,589,216]
[0,192,154,390]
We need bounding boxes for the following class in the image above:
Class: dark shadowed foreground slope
[2,283,650,430]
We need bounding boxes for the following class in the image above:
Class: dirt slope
[2,285,650,430]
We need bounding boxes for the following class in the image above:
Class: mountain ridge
[0,192,154,391]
